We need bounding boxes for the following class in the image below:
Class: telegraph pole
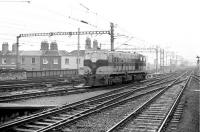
[155,46,159,73]
[160,49,162,73]
[110,23,114,51]
[197,56,200,71]
[165,51,168,66]
[77,28,80,74]
[159,49,164,73]
[16,36,20,69]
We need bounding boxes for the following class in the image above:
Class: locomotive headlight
[91,57,97,62]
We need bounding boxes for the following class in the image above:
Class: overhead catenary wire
[0,1,79,32]
[0,0,30,3]
[0,0,155,52]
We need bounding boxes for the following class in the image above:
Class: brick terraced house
[0,41,67,71]
[0,38,98,71]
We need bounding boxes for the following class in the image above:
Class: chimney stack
[40,40,49,51]
[85,37,91,50]
[2,42,9,54]
[12,43,17,53]
[50,41,58,50]
[93,39,98,50]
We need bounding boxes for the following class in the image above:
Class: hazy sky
[0,0,199,63]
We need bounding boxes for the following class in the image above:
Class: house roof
[0,51,16,56]
[68,50,85,56]
[58,50,69,56]
[0,50,73,57]
[42,50,60,56]
[20,51,43,56]
[19,50,68,56]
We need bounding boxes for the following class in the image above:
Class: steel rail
[157,74,192,132]
[0,82,142,130]
[37,86,165,132]
[0,72,176,103]
[106,72,188,132]
[19,74,184,132]
[0,87,87,102]
[0,72,178,131]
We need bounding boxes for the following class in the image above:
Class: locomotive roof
[85,49,145,57]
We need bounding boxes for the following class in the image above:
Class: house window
[53,58,58,64]
[11,58,15,64]
[43,58,48,64]
[65,58,69,64]
[76,58,81,64]
[32,58,35,64]
[2,58,6,64]
[22,57,25,64]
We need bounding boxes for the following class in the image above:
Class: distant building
[20,51,42,71]
[0,43,16,69]
[0,53,16,69]
[2,42,9,54]
[0,41,62,71]
[0,38,100,70]
[61,50,85,69]
[25,41,61,70]
[40,50,61,70]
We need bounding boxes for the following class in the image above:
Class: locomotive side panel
[83,50,147,86]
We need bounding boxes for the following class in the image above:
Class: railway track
[0,86,87,102]
[164,72,198,132]
[0,72,172,93]
[106,72,191,132]
[164,99,185,132]
[0,72,178,103]
[0,71,183,132]
[0,80,71,92]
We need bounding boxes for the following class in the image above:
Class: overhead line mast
[15,23,115,69]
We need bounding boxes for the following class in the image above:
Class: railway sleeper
[121,127,144,132]
[42,119,58,123]
[58,113,71,117]
[14,127,36,132]
[137,116,163,120]
[132,125,158,130]
[142,113,166,116]
[33,121,52,126]
[134,122,159,127]
[149,104,170,107]
[147,107,168,111]
[50,116,66,120]
[137,115,166,119]
[144,110,165,113]
[171,118,180,122]
[24,124,44,129]
[173,113,182,116]
[66,110,81,115]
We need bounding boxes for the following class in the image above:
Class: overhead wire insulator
[80,20,88,24]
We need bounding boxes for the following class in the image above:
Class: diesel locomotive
[81,49,146,86]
